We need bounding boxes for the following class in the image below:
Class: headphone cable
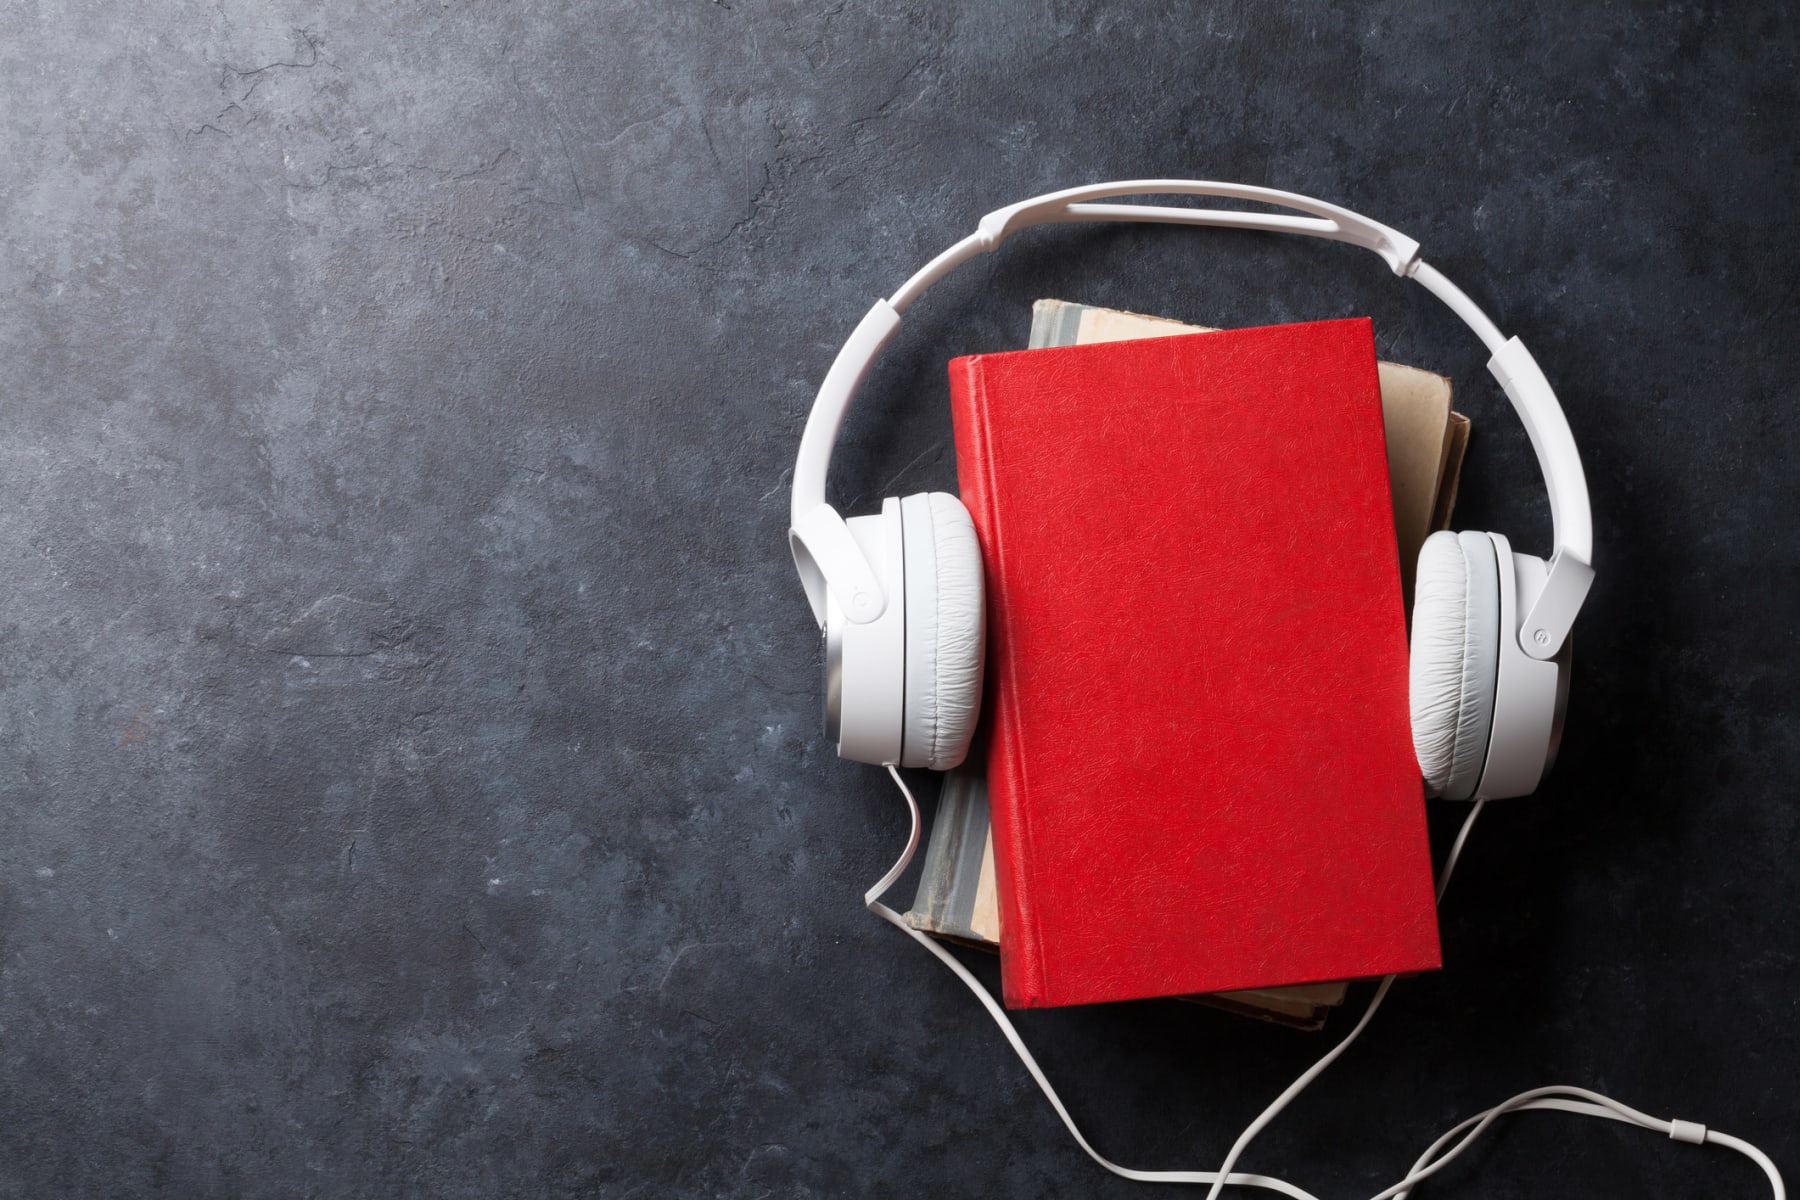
[865,765,1785,1198]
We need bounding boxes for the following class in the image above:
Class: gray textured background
[0,2,1794,1197]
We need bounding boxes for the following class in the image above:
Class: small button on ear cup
[898,492,985,770]
[1410,530,1502,800]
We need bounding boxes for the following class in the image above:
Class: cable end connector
[1668,1119,1708,1146]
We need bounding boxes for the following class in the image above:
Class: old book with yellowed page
[905,299,1470,1030]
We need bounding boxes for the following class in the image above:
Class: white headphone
[789,180,1596,800]
[788,182,1784,1196]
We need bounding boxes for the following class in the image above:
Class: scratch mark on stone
[876,440,945,495]
[257,644,378,658]
[553,125,585,211]
[402,146,517,183]
[739,1144,788,1178]
[759,467,792,503]
[658,941,732,992]
[221,27,326,88]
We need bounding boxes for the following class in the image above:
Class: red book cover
[948,318,1440,1009]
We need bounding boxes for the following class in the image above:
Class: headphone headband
[790,181,1593,659]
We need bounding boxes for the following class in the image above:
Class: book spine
[947,355,1049,1009]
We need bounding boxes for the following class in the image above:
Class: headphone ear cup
[1410,531,1501,800]
[898,492,985,770]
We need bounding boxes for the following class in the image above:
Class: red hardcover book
[948,318,1440,1009]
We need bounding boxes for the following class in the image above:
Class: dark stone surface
[0,2,1793,1196]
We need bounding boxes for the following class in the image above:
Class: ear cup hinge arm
[789,299,905,627]
[1485,335,1595,564]
[1519,554,1595,660]
[791,504,888,629]
[1408,264,1596,658]
[1484,334,1595,657]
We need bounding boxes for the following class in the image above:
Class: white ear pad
[898,492,985,770]
[1410,530,1501,800]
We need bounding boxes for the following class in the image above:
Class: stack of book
[907,300,1468,1036]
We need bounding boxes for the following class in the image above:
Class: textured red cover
[949,318,1440,1009]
